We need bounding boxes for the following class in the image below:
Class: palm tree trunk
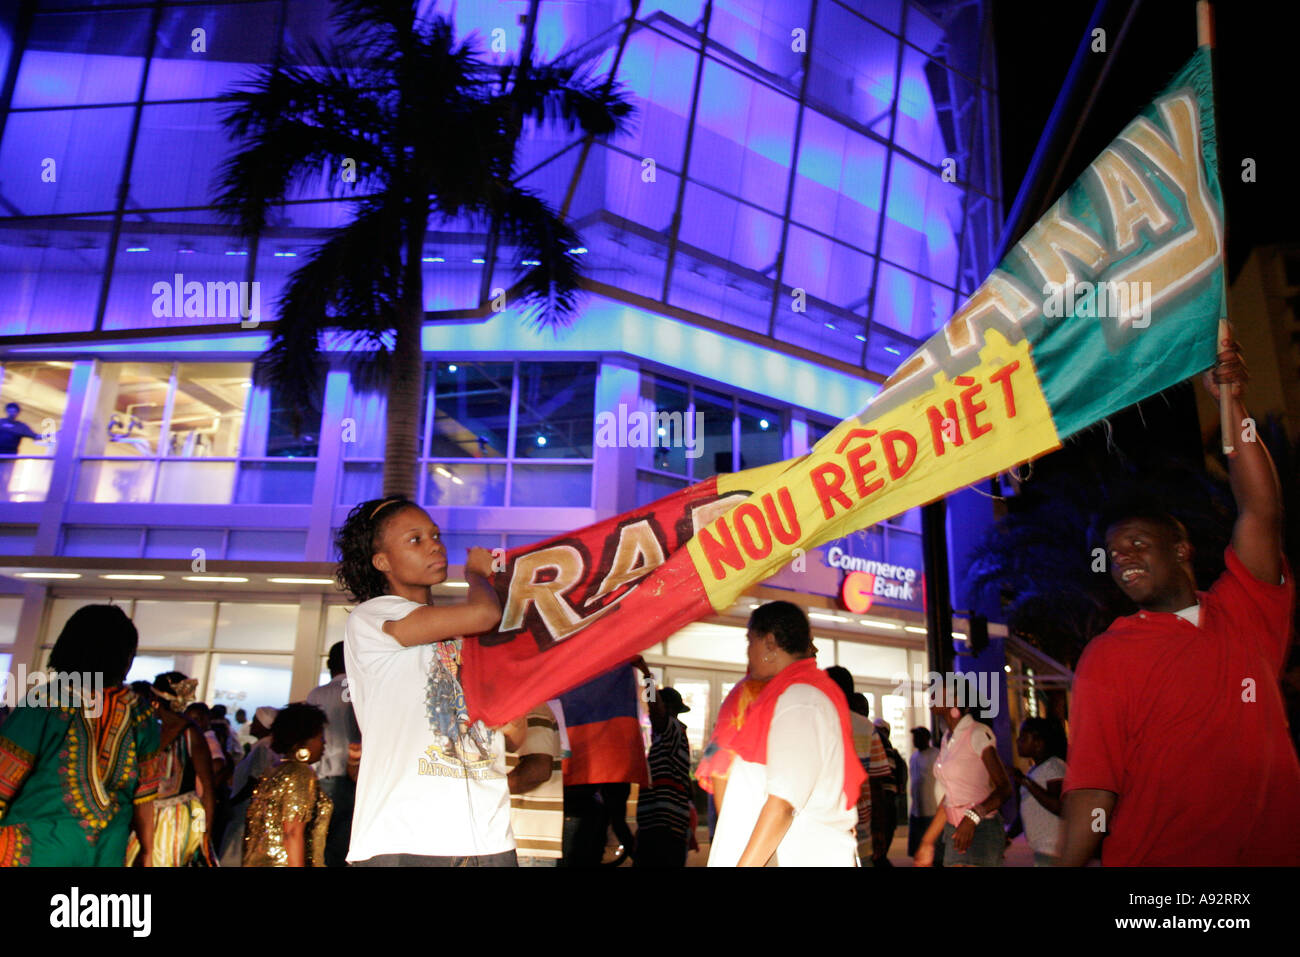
[382,218,428,499]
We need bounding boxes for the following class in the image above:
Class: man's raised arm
[1207,335,1284,584]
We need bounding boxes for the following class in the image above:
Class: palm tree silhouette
[215,0,634,496]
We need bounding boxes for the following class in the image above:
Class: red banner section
[461,464,790,727]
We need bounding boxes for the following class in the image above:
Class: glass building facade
[0,0,1008,761]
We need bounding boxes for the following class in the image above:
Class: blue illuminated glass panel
[144,4,280,102]
[129,102,232,210]
[791,108,886,253]
[431,361,513,459]
[253,202,353,316]
[0,216,111,336]
[511,465,592,507]
[638,1,707,25]
[448,0,530,64]
[882,153,962,290]
[637,374,690,475]
[579,230,667,302]
[840,0,903,34]
[528,0,619,62]
[608,28,696,163]
[425,463,506,507]
[667,249,774,336]
[282,0,335,60]
[708,0,810,78]
[0,108,132,216]
[806,3,897,132]
[234,461,316,504]
[102,212,253,332]
[738,399,782,470]
[13,12,148,107]
[517,138,586,219]
[36,0,143,8]
[692,63,796,210]
[906,3,948,53]
[894,45,967,167]
[600,145,679,232]
[872,262,955,339]
[677,182,781,273]
[783,224,875,314]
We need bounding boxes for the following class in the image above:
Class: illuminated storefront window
[40,596,298,711]
[635,372,786,504]
[0,361,70,502]
[339,360,598,509]
[73,361,322,505]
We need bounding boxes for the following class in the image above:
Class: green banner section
[863,49,1223,443]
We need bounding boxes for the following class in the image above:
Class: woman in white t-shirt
[334,496,525,866]
[1012,717,1068,866]
[706,601,864,867]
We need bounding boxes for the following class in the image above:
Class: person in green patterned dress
[0,605,161,866]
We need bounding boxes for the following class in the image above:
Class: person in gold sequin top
[243,704,332,867]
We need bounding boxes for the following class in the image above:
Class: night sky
[993,0,1298,279]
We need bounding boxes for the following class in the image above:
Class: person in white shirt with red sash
[707,601,865,867]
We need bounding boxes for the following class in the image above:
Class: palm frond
[493,186,584,329]
[502,61,636,138]
[214,43,394,233]
[255,197,404,412]
[331,0,418,46]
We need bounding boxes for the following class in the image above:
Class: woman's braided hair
[335,497,419,602]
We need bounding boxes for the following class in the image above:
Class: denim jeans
[940,814,1004,867]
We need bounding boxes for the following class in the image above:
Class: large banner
[462,50,1224,727]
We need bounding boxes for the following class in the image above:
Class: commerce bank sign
[827,546,920,612]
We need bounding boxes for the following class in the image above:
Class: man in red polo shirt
[1060,337,1300,866]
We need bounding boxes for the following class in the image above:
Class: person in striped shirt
[634,681,694,867]
[507,703,564,866]
[826,668,893,864]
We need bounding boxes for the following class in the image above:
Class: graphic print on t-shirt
[419,638,499,778]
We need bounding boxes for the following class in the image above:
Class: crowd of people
[0,342,1295,867]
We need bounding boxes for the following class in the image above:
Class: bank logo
[828,547,919,612]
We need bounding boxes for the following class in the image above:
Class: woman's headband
[153,677,198,712]
[369,498,405,520]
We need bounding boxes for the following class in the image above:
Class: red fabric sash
[726,658,865,811]
[696,676,768,791]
